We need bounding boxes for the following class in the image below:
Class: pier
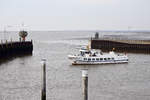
[0,41,33,62]
[91,39,150,53]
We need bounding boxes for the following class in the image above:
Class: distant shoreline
[0,30,150,33]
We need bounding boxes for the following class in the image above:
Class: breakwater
[0,41,33,61]
[91,39,150,53]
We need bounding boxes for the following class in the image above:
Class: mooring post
[11,38,13,47]
[41,59,46,100]
[82,69,88,100]
[1,40,3,48]
[6,40,8,48]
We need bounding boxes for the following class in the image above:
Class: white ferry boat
[68,47,128,65]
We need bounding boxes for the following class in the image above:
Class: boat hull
[72,60,128,65]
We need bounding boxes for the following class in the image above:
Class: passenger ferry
[68,47,128,65]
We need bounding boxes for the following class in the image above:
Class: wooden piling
[11,38,13,47]
[41,59,46,100]
[82,69,88,100]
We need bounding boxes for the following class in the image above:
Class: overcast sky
[0,0,150,31]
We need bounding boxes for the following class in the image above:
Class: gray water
[0,31,150,100]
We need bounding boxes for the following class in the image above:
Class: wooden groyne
[91,39,150,53]
[0,41,33,60]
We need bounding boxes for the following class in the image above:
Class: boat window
[85,52,90,54]
[100,58,103,60]
[112,58,114,60]
[84,58,87,60]
[104,58,107,60]
[96,58,99,61]
[108,58,110,60]
[92,58,95,61]
[88,58,91,61]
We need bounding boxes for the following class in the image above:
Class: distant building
[95,32,99,39]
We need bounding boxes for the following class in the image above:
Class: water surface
[0,31,150,100]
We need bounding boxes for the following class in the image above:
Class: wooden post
[19,37,21,42]
[82,69,88,100]
[1,40,3,48]
[11,38,13,47]
[41,59,46,100]
[5,40,8,49]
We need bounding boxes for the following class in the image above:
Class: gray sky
[0,0,150,31]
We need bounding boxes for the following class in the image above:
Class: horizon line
[0,29,150,32]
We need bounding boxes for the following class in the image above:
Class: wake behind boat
[68,47,128,65]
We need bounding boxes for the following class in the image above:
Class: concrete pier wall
[91,39,150,53]
[0,41,33,59]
